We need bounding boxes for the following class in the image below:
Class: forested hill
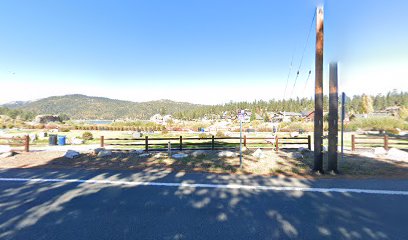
[2,94,203,120]
[2,91,407,120]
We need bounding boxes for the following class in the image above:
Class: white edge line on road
[0,177,408,196]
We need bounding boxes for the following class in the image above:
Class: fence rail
[351,134,408,151]
[101,135,311,152]
[0,135,30,152]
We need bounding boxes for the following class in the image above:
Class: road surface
[1,168,408,240]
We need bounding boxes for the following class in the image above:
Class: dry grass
[1,149,408,178]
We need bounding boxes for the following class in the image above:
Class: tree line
[0,107,36,121]
[173,90,408,120]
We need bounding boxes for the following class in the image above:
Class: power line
[282,50,295,100]
[302,70,312,96]
[289,10,316,99]
[297,11,316,77]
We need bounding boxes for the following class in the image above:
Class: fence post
[308,135,312,150]
[244,135,247,147]
[145,136,149,152]
[180,136,183,151]
[351,135,355,152]
[275,136,279,152]
[100,136,104,148]
[211,135,215,150]
[24,135,29,152]
[384,135,389,151]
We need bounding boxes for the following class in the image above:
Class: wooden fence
[0,135,30,152]
[100,135,311,152]
[351,134,408,151]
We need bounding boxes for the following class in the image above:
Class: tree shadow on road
[1,162,407,239]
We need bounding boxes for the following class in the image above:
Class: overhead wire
[302,69,312,97]
[282,49,296,101]
[276,9,317,134]
[289,10,316,99]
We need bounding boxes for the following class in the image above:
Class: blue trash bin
[57,135,66,146]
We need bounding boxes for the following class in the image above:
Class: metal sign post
[238,110,245,168]
[341,92,346,163]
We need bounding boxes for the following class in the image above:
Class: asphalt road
[1,168,408,240]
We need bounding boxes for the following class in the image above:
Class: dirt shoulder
[1,148,408,179]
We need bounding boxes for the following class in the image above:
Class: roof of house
[278,112,302,116]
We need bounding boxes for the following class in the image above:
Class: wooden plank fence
[351,134,408,151]
[101,135,311,152]
[0,135,30,152]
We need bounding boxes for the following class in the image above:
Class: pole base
[327,169,340,175]
[312,169,324,175]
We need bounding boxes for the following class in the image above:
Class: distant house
[34,115,62,124]
[302,111,315,122]
[150,114,163,124]
[384,106,400,116]
[351,112,392,120]
[255,113,264,121]
[283,112,303,117]
[222,111,233,120]
[242,112,251,123]
[162,115,173,124]
[272,112,302,122]
[201,114,219,121]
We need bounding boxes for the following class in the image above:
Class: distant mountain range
[2,101,32,109]
[2,94,204,120]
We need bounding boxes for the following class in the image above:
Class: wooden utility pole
[313,7,324,173]
[328,63,338,173]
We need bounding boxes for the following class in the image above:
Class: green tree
[250,110,256,122]
[399,107,408,121]
[360,95,374,114]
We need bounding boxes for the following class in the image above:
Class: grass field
[1,129,407,151]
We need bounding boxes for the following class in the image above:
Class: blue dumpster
[57,135,66,146]
[49,134,57,146]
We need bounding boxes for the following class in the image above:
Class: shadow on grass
[4,146,408,178]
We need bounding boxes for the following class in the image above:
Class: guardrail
[351,134,408,151]
[0,135,30,152]
[100,135,311,152]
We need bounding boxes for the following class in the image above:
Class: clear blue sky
[0,0,407,104]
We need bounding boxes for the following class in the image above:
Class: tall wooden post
[313,7,324,173]
[384,135,389,151]
[351,135,356,151]
[328,63,338,173]
[100,136,105,148]
[24,135,30,152]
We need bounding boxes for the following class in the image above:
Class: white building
[150,114,163,124]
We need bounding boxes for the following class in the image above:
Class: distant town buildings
[34,115,62,124]
[149,114,176,125]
